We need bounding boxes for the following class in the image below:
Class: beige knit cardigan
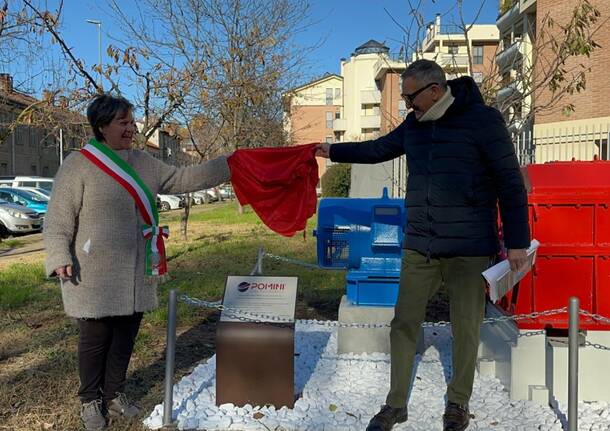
[43,149,231,318]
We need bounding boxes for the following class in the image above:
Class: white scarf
[418,87,455,122]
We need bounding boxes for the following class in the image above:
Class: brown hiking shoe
[80,399,107,431]
[107,392,140,418]
[443,401,470,431]
[366,405,409,431]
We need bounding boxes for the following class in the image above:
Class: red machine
[496,161,610,330]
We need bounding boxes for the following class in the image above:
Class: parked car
[0,187,48,215]
[193,190,218,203]
[219,184,234,199]
[0,176,54,192]
[191,193,204,205]
[157,194,182,211]
[0,198,43,237]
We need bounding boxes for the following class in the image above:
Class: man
[316,59,529,431]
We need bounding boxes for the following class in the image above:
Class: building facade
[418,14,500,84]
[284,74,343,180]
[331,40,409,198]
[0,74,88,177]
[496,0,610,163]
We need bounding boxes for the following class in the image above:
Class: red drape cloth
[227,143,319,237]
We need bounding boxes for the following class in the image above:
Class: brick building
[0,73,89,176]
[496,0,610,163]
[283,74,343,180]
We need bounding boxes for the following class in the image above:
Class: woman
[43,94,231,430]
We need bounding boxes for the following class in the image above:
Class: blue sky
[9,0,499,97]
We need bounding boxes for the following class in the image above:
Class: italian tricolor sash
[81,138,170,278]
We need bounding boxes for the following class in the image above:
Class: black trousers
[77,313,143,403]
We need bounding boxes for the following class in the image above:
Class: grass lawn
[0,201,346,430]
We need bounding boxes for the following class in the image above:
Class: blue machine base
[345,271,400,306]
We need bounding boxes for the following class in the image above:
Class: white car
[157,194,182,211]
[0,198,43,237]
[193,190,218,203]
[0,176,54,192]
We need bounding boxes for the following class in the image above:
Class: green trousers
[386,249,491,407]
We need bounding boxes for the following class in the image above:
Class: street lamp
[85,19,102,87]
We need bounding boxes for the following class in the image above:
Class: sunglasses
[401,82,439,107]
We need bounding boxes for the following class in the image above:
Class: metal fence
[512,124,610,166]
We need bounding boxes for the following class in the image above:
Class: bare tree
[449,0,603,134]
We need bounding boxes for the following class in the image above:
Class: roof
[354,39,389,55]
[0,90,38,108]
[286,73,343,94]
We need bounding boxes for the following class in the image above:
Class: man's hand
[315,143,330,158]
[55,265,73,280]
[507,249,528,272]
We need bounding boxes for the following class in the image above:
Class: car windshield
[16,189,48,203]
[34,188,51,197]
[0,198,8,204]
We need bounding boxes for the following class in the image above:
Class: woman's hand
[55,265,73,280]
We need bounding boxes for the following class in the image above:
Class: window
[335,112,341,119]
[325,136,333,144]
[362,104,380,116]
[473,45,484,64]
[398,100,408,118]
[30,165,37,175]
[447,44,459,55]
[326,112,334,128]
[42,166,49,176]
[0,163,7,175]
[326,88,333,105]
[335,88,341,99]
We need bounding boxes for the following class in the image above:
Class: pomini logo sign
[236,281,286,292]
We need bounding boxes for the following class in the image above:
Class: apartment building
[496,0,610,163]
[0,73,88,176]
[283,73,343,180]
[417,14,500,84]
[333,40,409,198]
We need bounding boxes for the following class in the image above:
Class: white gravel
[144,323,610,430]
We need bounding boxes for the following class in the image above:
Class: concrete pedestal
[479,303,610,405]
[337,295,424,355]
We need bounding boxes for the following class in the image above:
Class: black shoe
[443,402,470,431]
[366,405,408,431]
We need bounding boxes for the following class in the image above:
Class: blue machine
[314,188,406,306]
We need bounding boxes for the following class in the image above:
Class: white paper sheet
[482,239,540,302]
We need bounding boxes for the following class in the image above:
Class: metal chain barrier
[262,252,321,270]
[180,250,610,333]
[180,293,570,329]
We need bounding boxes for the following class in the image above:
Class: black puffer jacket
[330,76,529,257]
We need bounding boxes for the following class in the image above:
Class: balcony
[422,52,470,69]
[496,81,522,105]
[373,54,407,80]
[360,115,381,129]
[496,40,523,72]
[360,89,381,104]
[497,1,520,32]
[333,118,347,132]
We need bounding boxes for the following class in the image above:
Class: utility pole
[86,19,102,87]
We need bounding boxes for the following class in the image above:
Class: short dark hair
[401,59,447,89]
[86,94,134,142]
